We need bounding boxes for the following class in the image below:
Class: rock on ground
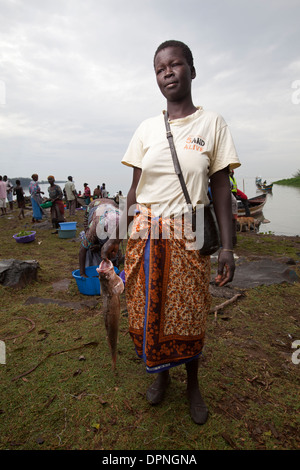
[0,259,40,288]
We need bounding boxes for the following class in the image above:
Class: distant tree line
[9,177,65,188]
[274,170,300,187]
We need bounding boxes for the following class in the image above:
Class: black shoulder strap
[164,111,192,206]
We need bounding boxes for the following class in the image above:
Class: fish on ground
[96,259,124,370]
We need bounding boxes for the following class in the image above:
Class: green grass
[273,176,300,187]
[0,206,299,450]
[235,232,300,257]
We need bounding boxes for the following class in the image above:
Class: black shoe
[146,376,171,405]
[189,402,209,425]
[187,390,209,425]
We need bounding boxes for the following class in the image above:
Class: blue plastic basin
[59,222,77,231]
[72,265,119,296]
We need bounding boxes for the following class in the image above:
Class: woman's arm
[210,166,235,287]
[101,167,142,260]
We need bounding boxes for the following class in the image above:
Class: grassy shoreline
[0,204,299,450]
[273,176,300,187]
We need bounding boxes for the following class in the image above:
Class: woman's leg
[185,358,208,424]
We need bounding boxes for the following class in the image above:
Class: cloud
[0,0,300,194]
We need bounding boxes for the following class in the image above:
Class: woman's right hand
[215,250,235,287]
[101,239,120,261]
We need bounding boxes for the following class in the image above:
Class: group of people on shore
[0,175,24,218]
[1,173,120,234]
[81,182,110,205]
[29,174,117,233]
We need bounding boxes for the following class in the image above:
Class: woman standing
[83,183,91,205]
[47,176,65,232]
[13,180,25,219]
[102,40,240,424]
[29,174,44,223]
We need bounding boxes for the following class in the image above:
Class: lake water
[23,177,300,237]
[236,177,300,237]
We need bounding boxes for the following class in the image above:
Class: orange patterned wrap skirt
[125,205,211,373]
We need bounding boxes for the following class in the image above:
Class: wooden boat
[237,193,267,216]
[260,183,273,192]
[256,177,273,192]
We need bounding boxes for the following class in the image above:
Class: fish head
[97,259,124,295]
[97,259,113,274]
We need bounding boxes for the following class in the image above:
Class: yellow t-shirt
[122,107,240,216]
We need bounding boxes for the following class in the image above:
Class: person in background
[47,175,65,233]
[229,170,250,217]
[236,188,250,217]
[29,174,44,223]
[229,170,237,196]
[13,180,25,219]
[79,198,121,276]
[93,185,102,199]
[64,176,76,216]
[101,183,108,198]
[0,176,7,216]
[114,190,123,204]
[83,183,91,205]
[3,176,14,211]
[231,192,238,247]
[101,40,240,425]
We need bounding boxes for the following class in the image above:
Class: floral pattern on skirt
[125,205,211,373]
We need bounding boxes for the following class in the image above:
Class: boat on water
[237,193,267,216]
[259,183,273,192]
[255,176,262,185]
[255,177,273,192]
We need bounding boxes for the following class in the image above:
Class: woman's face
[154,46,196,102]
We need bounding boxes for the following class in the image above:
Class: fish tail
[107,338,117,369]
[111,353,117,370]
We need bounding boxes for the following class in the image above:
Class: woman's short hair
[153,40,194,71]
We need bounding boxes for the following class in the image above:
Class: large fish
[96,259,124,370]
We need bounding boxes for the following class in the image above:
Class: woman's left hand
[215,249,235,287]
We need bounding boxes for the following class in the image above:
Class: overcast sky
[1,0,300,195]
